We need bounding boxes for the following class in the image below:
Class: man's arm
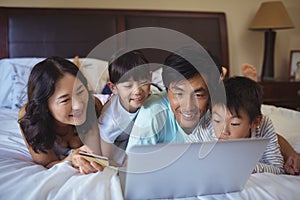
[277,134,300,175]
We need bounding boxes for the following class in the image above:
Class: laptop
[119,138,270,199]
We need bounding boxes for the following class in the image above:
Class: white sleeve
[257,116,285,174]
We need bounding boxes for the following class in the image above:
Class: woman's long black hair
[18,56,98,153]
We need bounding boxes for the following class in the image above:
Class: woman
[18,56,103,174]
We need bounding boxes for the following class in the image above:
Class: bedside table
[258,81,300,111]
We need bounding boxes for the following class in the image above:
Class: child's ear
[251,114,263,130]
[107,82,118,95]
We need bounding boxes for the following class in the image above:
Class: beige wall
[1,0,299,80]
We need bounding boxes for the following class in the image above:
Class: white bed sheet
[0,108,299,200]
[0,108,123,200]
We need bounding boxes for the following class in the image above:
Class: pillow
[0,58,44,109]
[11,64,33,110]
[0,57,109,109]
[10,58,44,110]
[262,104,300,153]
[151,67,165,90]
[78,58,109,94]
[0,59,15,109]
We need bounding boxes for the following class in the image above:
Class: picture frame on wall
[289,50,300,81]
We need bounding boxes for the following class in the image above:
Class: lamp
[249,1,294,81]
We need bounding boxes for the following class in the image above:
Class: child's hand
[284,153,300,175]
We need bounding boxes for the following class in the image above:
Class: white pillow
[262,104,300,153]
[0,59,15,109]
[0,57,109,110]
[11,58,44,110]
[0,58,43,110]
[151,67,165,90]
[78,58,109,94]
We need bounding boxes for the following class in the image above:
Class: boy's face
[212,104,254,140]
[111,77,151,113]
[167,74,209,133]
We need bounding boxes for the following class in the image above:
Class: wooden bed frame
[0,7,229,75]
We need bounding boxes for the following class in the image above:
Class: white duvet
[0,108,123,200]
[0,108,300,200]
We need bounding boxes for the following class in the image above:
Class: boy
[99,50,156,166]
[198,76,284,174]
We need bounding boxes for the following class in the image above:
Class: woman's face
[48,73,89,126]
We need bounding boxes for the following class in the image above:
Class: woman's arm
[100,138,122,167]
[18,105,62,167]
[79,96,103,155]
[277,134,300,175]
[19,105,103,173]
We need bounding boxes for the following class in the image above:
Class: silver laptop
[119,138,270,199]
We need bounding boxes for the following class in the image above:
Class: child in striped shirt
[198,76,284,174]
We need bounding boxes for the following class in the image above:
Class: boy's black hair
[108,50,150,84]
[221,76,263,123]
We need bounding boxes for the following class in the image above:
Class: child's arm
[254,162,283,174]
[257,116,285,174]
[277,134,300,175]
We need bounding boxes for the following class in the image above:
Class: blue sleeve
[126,102,168,152]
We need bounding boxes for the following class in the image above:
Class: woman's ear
[107,82,118,95]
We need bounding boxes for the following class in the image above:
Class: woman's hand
[70,145,105,174]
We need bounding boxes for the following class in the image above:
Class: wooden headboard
[0,7,229,74]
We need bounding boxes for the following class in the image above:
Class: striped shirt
[197,115,284,174]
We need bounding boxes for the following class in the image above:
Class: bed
[0,7,300,200]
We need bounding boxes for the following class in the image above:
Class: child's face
[167,74,209,133]
[212,104,253,140]
[114,78,151,113]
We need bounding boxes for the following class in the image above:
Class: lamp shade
[249,1,294,30]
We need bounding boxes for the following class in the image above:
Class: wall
[1,0,299,80]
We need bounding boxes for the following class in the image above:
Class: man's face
[167,74,209,133]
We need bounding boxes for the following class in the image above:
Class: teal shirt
[126,91,210,151]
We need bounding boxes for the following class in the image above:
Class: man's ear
[107,82,118,95]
